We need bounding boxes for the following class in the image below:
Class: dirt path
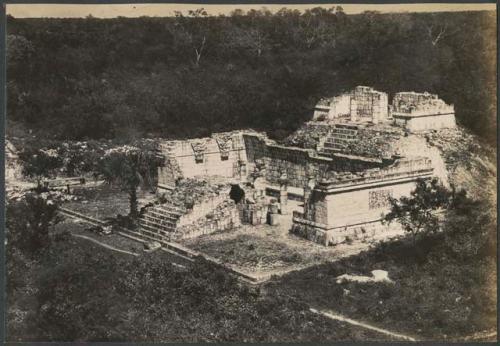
[309,308,418,341]
[72,234,139,257]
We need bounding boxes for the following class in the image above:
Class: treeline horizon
[6,8,497,144]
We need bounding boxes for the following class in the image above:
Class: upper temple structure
[313,86,390,124]
[390,91,456,132]
[139,86,456,246]
[313,86,455,132]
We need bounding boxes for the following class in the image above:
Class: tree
[7,34,35,76]
[383,178,451,245]
[224,26,268,58]
[442,189,496,260]
[18,148,63,186]
[174,8,210,67]
[6,192,61,256]
[99,143,163,217]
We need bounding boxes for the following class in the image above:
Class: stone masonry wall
[243,133,332,187]
[394,113,456,132]
[244,133,383,188]
[157,132,248,188]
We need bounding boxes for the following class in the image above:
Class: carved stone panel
[368,189,393,210]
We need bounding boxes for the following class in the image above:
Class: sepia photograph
[3,1,498,343]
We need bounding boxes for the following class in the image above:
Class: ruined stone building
[313,86,390,124]
[313,86,455,133]
[390,91,456,132]
[142,86,455,246]
[157,131,248,190]
[291,157,434,245]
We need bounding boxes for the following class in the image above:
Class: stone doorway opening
[229,184,245,204]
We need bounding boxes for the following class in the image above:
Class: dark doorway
[229,184,245,204]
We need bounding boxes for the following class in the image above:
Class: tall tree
[18,148,63,186]
[99,143,163,217]
[6,192,61,256]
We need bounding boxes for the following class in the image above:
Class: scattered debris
[143,241,162,252]
[335,270,393,284]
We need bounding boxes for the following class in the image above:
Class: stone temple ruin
[313,86,455,132]
[140,86,456,246]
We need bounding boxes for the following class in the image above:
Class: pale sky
[7,3,497,18]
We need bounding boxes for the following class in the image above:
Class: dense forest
[6,8,497,144]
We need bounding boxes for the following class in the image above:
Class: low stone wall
[291,215,399,246]
[394,113,456,132]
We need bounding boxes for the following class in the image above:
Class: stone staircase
[139,203,187,241]
[319,124,360,156]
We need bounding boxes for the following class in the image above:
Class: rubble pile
[423,128,496,203]
[160,178,229,210]
[281,122,332,149]
[423,128,489,169]
[174,199,241,240]
[324,126,402,159]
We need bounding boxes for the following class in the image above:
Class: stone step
[140,216,177,230]
[157,203,186,213]
[140,227,166,241]
[139,219,176,233]
[153,205,185,216]
[142,214,178,228]
[145,210,180,223]
[150,208,183,219]
[140,223,174,239]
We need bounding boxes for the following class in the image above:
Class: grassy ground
[53,219,145,256]
[8,220,397,342]
[53,217,194,268]
[187,233,310,270]
[264,234,497,341]
[181,209,404,278]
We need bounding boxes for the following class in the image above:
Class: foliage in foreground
[384,178,461,244]
[7,241,384,342]
[5,193,382,342]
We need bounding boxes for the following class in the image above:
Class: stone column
[278,172,289,215]
[279,184,288,214]
[303,176,316,219]
[350,97,358,122]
